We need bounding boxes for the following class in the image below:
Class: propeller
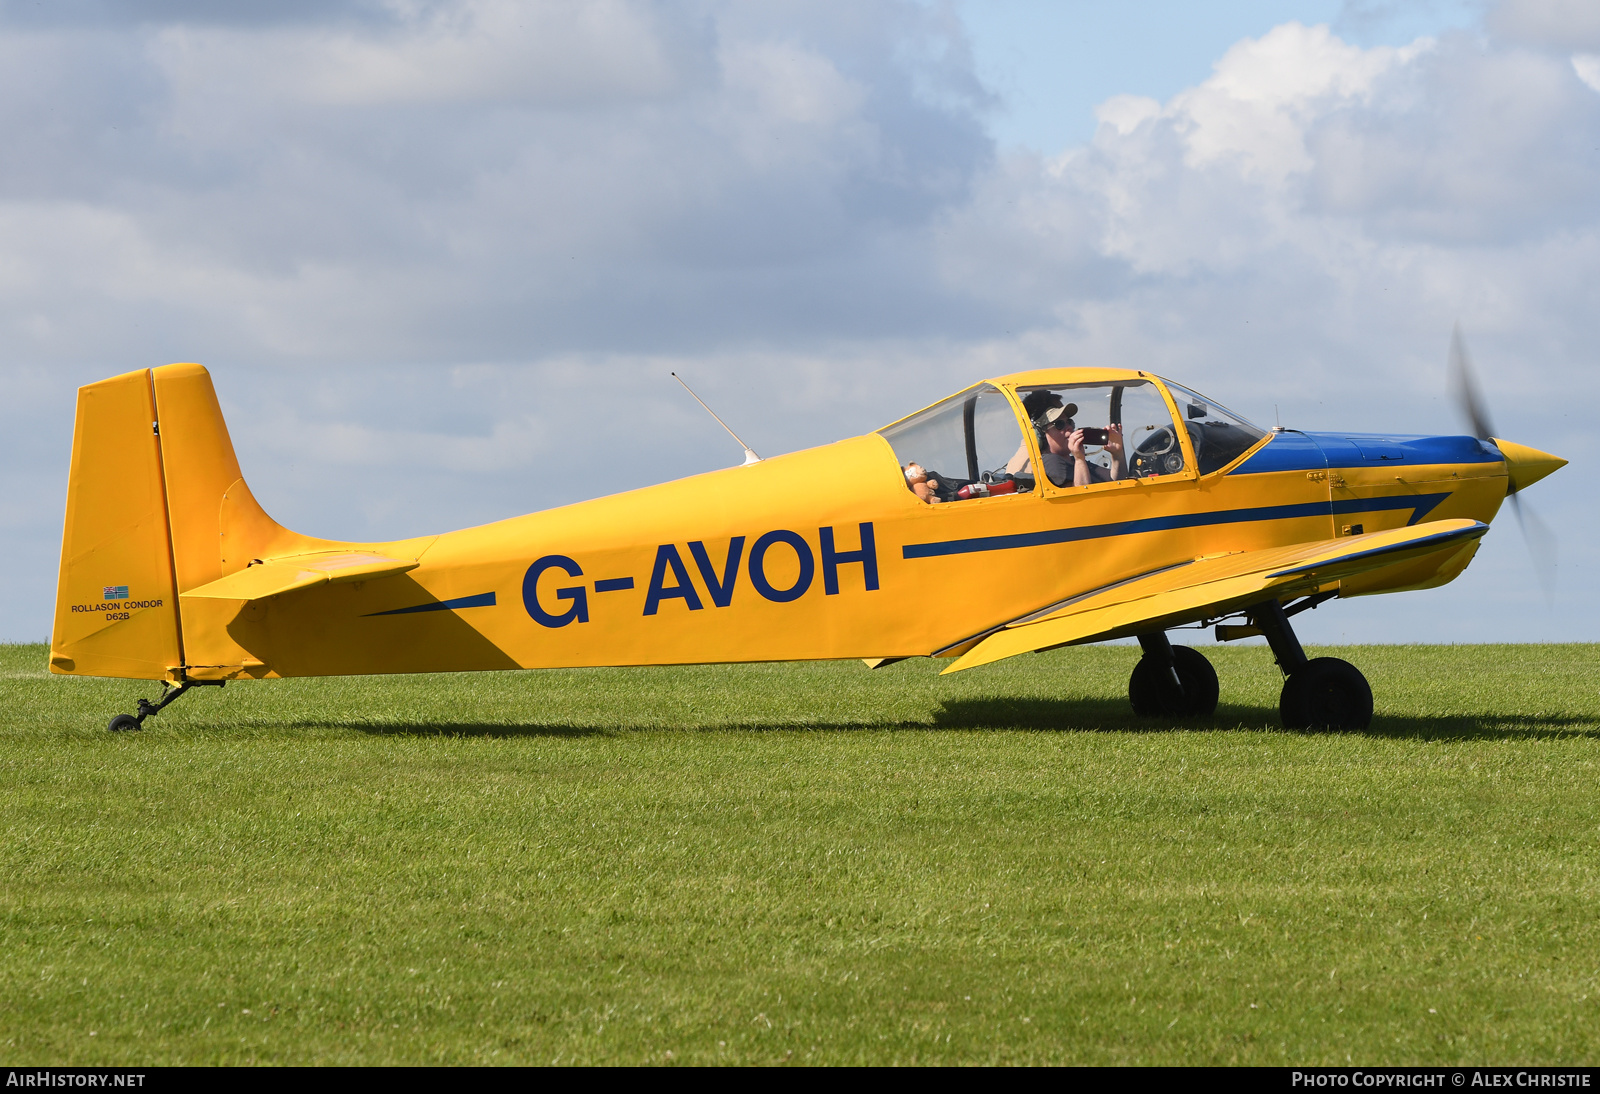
[1448,323,1556,599]
[1448,325,1495,443]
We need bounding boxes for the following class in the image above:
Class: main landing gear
[1128,631,1219,718]
[1127,598,1373,730]
[1250,598,1372,731]
[107,678,225,732]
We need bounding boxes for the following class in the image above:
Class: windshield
[1161,381,1268,475]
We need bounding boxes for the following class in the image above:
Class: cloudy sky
[2,0,1595,645]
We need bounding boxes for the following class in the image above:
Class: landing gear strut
[107,678,224,732]
[1249,599,1372,730]
[1128,631,1219,718]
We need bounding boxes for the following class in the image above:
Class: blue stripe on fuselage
[365,591,497,616]
[1232,432,1499,476]
[900,493,1451,560]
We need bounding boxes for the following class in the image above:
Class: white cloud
[941,19,1600,353]
[1573,52,1600,92]
[722,42,866,128]
[0,0,997,369]
[152,0,703,109]
[1490,0,1600,49]
[1093,95,1160,137]
[1171,22,1420,181]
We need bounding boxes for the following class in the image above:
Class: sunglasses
[1045,419,1075,432]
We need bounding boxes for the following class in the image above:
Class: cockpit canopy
[877,373,1265,502]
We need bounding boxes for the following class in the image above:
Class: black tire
[107,714,141,733]
[1279,657,1373,730]
[1129,645,1219,718]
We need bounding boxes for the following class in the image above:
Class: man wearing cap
[1006,391,1126,487]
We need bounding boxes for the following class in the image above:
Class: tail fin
[51,364,314,680]
[50,369,184,679]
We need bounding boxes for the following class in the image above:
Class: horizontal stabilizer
[182,551,419,601]
[943,519,1488,674]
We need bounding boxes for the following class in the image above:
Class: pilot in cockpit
[1005,391,1126,488]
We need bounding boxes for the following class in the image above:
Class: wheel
[1129,645,1219,718]
[107,714,141,733]
[1279,657,1373,730]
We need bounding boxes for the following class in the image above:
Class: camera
[1079,426,1110,446]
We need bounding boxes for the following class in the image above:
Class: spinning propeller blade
[1448,323,1495,443]
[1447,324,1556,599]
[1508,490,1557,601]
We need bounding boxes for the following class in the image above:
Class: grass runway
[2,641,1597,1066]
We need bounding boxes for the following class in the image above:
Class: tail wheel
[107,714,141,733]
[1279,657,1373,730]
[1129,645,1219,718]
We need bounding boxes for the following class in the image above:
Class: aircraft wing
[942,519,1488,674]
[182,551,421,601]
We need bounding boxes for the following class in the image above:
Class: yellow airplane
[51,359,1564,733]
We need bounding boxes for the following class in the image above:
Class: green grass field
[2,640,1597,1065]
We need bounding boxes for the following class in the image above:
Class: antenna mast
[671,372,761,465]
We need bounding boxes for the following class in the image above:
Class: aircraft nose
[1493,438,1567,494]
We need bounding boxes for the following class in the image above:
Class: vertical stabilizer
[50,370,184,680]
[52,363,321,680]
[150,363,309,591]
